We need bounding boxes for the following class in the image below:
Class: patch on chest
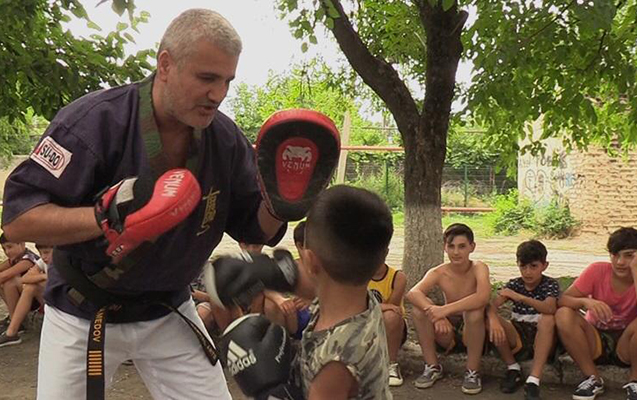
[30,136,73,178]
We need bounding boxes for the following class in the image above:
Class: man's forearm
[2,204,101,245]
[257,202,284,241]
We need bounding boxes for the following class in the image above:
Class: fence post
[463,165,469,208]
[385,158,389,199]
[335,112,351,184]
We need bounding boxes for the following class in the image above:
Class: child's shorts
[510,320,539,361]
[293,308,312,340]
[435,316,466,354]
[592,327,630,367]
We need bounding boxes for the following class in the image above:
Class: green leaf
[441,0,454,11]
[325,1,340,18]
[123,32,136,43]
[87,21,102,31]
[428,0,438,7]
[325,17,334,30]
[309,35,318,44]
[111,0,127,16]
[116,22,128,31]
[301,42,309,53]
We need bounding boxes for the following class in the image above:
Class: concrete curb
[398,340,630,390]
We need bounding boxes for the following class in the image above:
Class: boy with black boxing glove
[208,185,394,399]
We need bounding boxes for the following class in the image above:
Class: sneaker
[624,381,637,400]
[17,324,26,334]
[122,359,134,366]
[388,362,403,386]
[414,364,443,389]
[462,369,483,395]
[500,369,523,393]
[524,382,541,400]
[573,375,604,400]
[0,332,22,348]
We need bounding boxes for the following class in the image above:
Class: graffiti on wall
[519,150,580,204]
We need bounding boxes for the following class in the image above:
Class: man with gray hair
[2,9,288,399]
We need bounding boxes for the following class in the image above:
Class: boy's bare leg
[555,307,600,377]
[463,308,486,371]
[529,314,556,379]
[2,277,22,318]
[5,283,41,336]
[615,317,637,380]
[489,314,519,366]
[412,307,453,366]
[383,309,405,363]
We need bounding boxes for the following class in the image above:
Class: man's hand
[489,318,507,346]
[425,305,448,322]
[584,298,613,322]
[498,288,522,302]
[434,318,453,335]
[95,169,201,263]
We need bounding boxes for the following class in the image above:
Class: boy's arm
[387,271,407,307]
[405,268,439,310]
[439,262,491,316]
[307,361,357,400]
[559,284,612,322]
[0,260,34,284]
[0,259,10,272]
[502,290,557,314]
[21,267,47,284]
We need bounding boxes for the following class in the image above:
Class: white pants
[37,300,232,400]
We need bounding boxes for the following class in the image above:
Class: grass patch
[392,211,495,239]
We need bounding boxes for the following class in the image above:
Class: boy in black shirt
[487,240,560,400]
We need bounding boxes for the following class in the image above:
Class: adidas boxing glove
[95,169,201,263]
[220,314,300,399]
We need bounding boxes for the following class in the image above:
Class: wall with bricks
[519,123,637,235]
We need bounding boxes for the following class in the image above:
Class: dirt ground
[0,229,613,399]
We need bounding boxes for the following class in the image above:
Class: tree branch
[320,0,420,136]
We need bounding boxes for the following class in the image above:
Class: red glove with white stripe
[95,169,201,263]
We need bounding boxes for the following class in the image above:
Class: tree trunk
[401,3,467,289]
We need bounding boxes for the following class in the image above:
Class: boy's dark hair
[516,240,548,265]
[0,234,6,245]
[443,223,474,244]
[293,221,306,246]
[305,185,393,285]
[35,243,53,251]
[607,227,637,255]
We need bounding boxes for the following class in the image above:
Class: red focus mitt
[95,169,201,263]
[256,109,340,221]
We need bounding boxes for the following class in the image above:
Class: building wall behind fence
[519,140,637,235]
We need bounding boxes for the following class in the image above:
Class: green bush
[489,190,580,238]
[491,190,536,235]
[534,200,579,239]
[349,172,404,211]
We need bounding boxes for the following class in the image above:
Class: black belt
[54,250,219,400]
